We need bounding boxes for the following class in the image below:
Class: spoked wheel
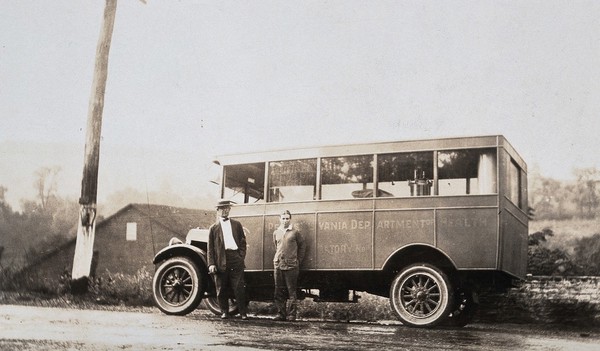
[444,288,479,327]
[203,296,240,316]
[389,264,454,327]
[153,257,204,315]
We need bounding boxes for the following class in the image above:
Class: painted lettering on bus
[375,219,433,229]
[439,217,488,227]
[318,220,372,231]
[321,244,368,254]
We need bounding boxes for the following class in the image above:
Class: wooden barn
[25,204,216,280]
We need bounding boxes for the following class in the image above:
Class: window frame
[320,154,375,200]
[220,147,502,202]
[267,158,318,203]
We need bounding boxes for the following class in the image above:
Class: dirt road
[1,304,599,350]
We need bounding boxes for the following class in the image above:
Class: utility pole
[71,0,118,292]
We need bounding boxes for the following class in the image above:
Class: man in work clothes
[273,210,306,321]
[207,199,248,320]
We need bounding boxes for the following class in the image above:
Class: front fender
[153,243,208,267]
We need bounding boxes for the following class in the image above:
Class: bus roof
[215,135,526,171]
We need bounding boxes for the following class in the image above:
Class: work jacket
[273,225,306,270]
[207,218,247,272]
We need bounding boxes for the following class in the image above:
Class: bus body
[152,135,528,327]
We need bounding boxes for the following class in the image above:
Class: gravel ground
[0,290,156,313]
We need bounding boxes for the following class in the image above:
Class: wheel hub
[416,289,427,301]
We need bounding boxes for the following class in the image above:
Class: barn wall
[94,208,186,276]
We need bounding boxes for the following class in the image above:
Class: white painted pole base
[71,211,96,280]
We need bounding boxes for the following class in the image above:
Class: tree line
[529,167,600,220]
[0,166,78,269]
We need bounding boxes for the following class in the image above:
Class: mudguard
[153,243,208,266]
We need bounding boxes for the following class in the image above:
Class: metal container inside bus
[152,135,528,328]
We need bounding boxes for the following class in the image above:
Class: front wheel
[389,264,454,327]
[153,257,204,315]
[203,296,240,316]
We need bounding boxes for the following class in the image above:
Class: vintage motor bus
[152,135,528,327]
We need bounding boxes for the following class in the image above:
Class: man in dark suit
[207,199,248,320]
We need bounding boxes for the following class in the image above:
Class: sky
[1,1,600,212]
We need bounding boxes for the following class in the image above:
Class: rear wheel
[153,257,204,315]
[389,264,454,327]
[444,289,479,327]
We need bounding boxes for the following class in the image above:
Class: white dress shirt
[220,218,239,250]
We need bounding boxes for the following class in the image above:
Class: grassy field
[529,218,600,252]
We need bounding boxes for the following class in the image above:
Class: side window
[268,159,317,202]
[437,148,497,196]
[321,155,374,199]
[223,162,265,204]
[520,169,528,211]
[508,159,521,207]
[378,152,433,197]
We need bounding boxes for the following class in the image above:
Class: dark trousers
[214,250,247,315]
[274,267,299,318]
